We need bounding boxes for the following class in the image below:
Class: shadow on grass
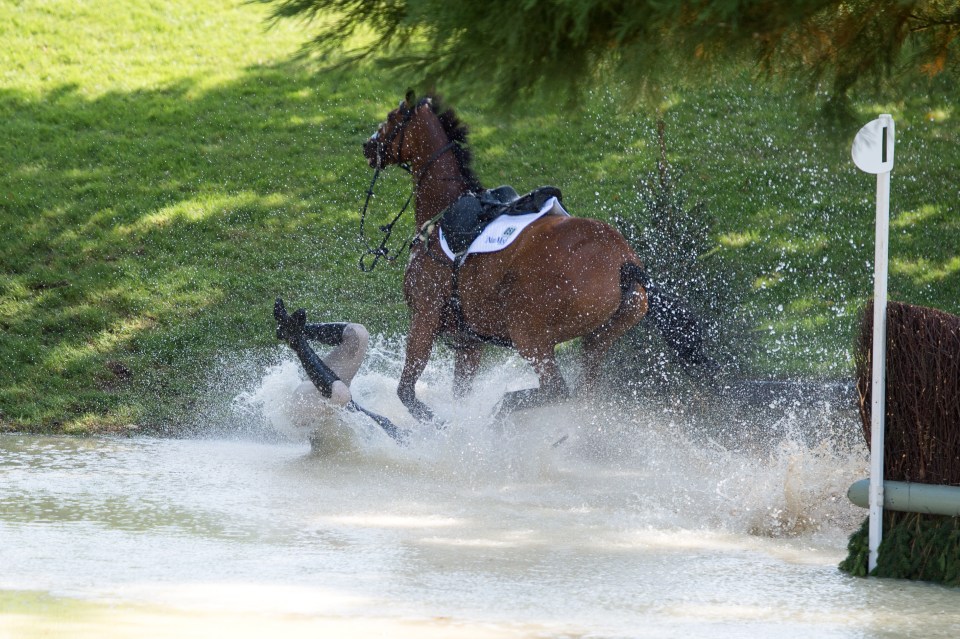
[0,60,412,431]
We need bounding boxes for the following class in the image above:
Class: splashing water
[234,335,868,541]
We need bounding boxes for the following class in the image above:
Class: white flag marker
[852,114,895,573]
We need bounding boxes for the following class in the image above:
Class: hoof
[493,386,566,419]
[397,386,446,429]
[406,396,445,429]
[408,398,435,423]
[493,387,536,419]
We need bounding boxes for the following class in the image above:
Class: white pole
[867,114,893,572]
[851,113,895,573]
[868,164,890,572]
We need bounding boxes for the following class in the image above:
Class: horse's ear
[404,89,416,109]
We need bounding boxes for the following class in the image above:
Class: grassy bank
[2,0,958,433]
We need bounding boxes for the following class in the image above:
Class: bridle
[368,98,419,171]
[358,99,461,272]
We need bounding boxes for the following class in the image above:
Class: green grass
[1,0,958,433]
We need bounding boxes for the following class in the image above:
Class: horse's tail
[620,263,713,369]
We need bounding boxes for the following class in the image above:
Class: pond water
[2,350,959,638]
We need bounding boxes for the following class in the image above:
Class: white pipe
[849,479,960,518]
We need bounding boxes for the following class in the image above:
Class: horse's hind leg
[581,330,618,396]
[453,343,482,398]
[495,343,569,417]
[581,293,647,394]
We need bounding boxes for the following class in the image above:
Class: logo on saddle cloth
[438,186,567,260]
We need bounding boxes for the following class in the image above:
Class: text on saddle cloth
[438,195,569,260]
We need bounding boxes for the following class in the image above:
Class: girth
[442,254,513,350]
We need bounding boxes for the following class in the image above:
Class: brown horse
[362,92,706,423]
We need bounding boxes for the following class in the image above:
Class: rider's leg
[292,334,352,406]
[275,300,351,406]
[303,322,347,345]
[312,323,369,385]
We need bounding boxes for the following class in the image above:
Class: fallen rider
[273,298,404,442]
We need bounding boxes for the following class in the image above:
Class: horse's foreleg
[398,312,440,423]
[452,344,482,398]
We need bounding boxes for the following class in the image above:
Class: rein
[357,166,414,272]
[357,139,461,272]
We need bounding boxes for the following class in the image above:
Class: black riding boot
[274,298,342,398]
[303,322,348,346]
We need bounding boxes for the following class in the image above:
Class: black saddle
[439,185,563,255]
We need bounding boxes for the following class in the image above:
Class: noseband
[370,97,421,170]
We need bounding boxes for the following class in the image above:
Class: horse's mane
[427,95,484,192]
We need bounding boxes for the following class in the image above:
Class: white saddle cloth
[438,196,568,260]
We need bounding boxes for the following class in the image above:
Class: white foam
[231,336,868,539]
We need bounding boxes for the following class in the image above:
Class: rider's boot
[274,298,351,406]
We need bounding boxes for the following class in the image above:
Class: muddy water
[2,349,959,638]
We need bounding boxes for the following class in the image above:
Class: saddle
[439,185,563,255]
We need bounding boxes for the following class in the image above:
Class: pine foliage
[259,0,960,100]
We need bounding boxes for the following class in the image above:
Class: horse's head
[361,92,482,227]
[363,90,430,170]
